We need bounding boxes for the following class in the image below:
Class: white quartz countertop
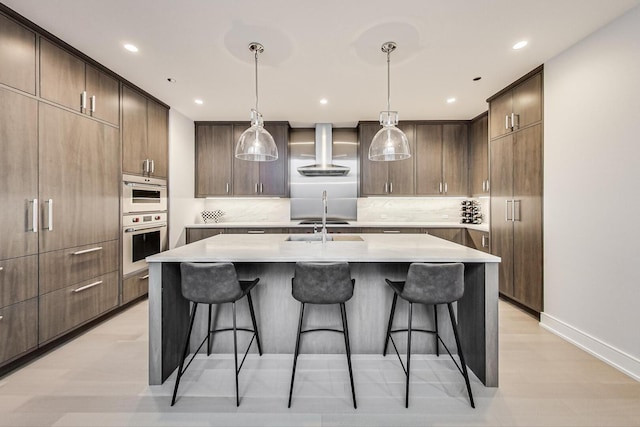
[148,233,500,264]
[186,221,489,232]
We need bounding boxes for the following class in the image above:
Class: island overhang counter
[147,233,500,387]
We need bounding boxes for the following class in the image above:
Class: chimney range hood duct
[296,124,350,176]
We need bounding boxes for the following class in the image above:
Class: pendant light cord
[387,49,391,112]
[254,49,259,112]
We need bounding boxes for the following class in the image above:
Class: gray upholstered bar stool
[383,262,474,408]
[171,262,262,407]
[288,261,357,409]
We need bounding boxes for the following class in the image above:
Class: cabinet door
[0,298,38,365]
[259,123,288,196]
[489,134,514,297]
[39,103,119,252]
[85,64,119,126]
[512,125,543,312]
[0,255,38,308]
[387,123,415,195]
[39,38,85,113]
[147,99,168,178]
[0,14,36,95]
[415,124,443,195]
[513,73,542,131]
[195,124,233,196]
[122,269,149,304]
[359,123,389,195]
[232,124,260,195]
[489,91,512,140]
[470,114,488,196]
[186,228,224,244]
[466,229,490,253]
[442,123,468,196]
[122,86,148,175]
[426,228,465,245]
[0,89,38,260]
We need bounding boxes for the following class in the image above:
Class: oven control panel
[123,212,167,227]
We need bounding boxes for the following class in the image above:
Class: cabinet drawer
[226,228,288,234]
[0,298,38,365]
[122,270,149,304]
[0,255,38,308]
[186,228,225,244]
[39,240,118,295]
[361,227,423,234]
[39,271,119,344]
[466,229,490,253]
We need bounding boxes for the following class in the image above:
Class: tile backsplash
[201,198,291,223]
[357,197,489,223]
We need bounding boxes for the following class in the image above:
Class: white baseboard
[540,312,640,382]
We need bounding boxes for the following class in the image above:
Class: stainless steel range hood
[296,123,350,176]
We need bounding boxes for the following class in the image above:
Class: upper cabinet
[469,113,489,196]
[195,122,289,197]
[415,123,469,196]
[489,71,542,140]
[0,14,36,95]
[359,122,415,196]
[122,85,169,178]
[40,39,119,126]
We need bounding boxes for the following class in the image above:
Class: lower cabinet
[39,271,119,344]
[122,269,149,305]
[424,228,465,245]
[186,228,225,244]
[0,298,38,365]
[466,229,490,253]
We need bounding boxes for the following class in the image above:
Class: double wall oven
[122,174,168,276]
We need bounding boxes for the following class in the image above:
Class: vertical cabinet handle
[226,183,230,194]
[384,182,388,193]
[260,183,263,193]
[90,95,96,113]
[81,91,87,111]
[46,199,53,231]
[31,198,38,233]
[505,200,512,221]
[139,274,149,280]
[150,159,155,175]
[439,182,443,193]
[514,200,521,221]
[444,182,448,194]
[505,115,510,130]
[486,180,490,192]
[142,159,148,174]
[482,181,486,192]
[511,113,517,130]
[255,183,259,193]
[389,182,393,193]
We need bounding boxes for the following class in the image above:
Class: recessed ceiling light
[124,43,139,53]
[447,98,456,104]
[167,78,176,83]
[513,40,528,50]
[473,76,482,81]
[319,98,328,105]
[194,99,204,105]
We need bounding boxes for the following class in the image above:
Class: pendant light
[235,42,278,162]
[368,41,411,161]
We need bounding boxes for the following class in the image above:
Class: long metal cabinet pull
[247,230,265,234]
[505,200,512,221]
[90,96,96,113]
[139,274,149,280]
[511,113,516,129]
[31,198,38,233]
[46,199,53,231]
[389,182,393,193]
[142,159,148,174]
[514,200,521,221]
[255,183,259,193]
[384,182,388,193]
[481,235,487,248]
[439,182,443,193]
[382,230,400,233]
[72,246,103,255]
[81,91,87,110]
[0,315,3,321]
[260,182,263,193]
[444,182,448,194]
[0,267,4,271]
[226,183,230,194]
[150,160,155,175]
[72,280,103,293]
[505,115,509,130]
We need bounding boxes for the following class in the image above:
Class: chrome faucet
[322,190,328,243]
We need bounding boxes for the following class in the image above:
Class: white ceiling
[4,0,639,127]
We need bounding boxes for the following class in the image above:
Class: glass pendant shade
[368,41,411,162]
[369,111,411,161]
[235,109,278,161]
[235,42,278,162]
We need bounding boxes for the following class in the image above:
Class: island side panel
[148,262,163,385]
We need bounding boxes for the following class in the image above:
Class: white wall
[542,5,640,380]
[168,109,203,248]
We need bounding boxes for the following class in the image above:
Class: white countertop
[186,221,490,232]
[148,233,500,263]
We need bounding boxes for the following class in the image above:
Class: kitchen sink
[285,234,364,242]
[297,220,351,225]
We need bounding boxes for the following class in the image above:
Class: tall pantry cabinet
[488,67,544,313]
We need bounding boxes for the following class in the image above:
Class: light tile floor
[1,300,639,426]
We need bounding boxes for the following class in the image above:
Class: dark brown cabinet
[489,71,542,139]
[122,85,169,178]
[359,122,415,196]
[415,123,469,196]
[122,269,149,304]
[0,14,36,94]
[195,122,289,197]
[469,113,489,196]
[40,38,119,125]
[490,125,543,313]
[466,229,490,253]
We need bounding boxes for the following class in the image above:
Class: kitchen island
[147,233,500,387]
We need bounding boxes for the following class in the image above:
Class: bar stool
[171,262,262,407]
[383,262,474,408]
[288,261,357,409]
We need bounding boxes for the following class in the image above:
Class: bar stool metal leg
[171,302,198,406]
[340,303,357,409]
[288,302,305,408]
[207,304,213,356]
[406,302,413,409]
[246,291,262,355]
[434,305,439,357]
[232,302,239,407]
[383,293,398,356]
[447,303,475,408]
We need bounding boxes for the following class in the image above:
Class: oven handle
[124,181,167,190]
[124,223,167,233]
